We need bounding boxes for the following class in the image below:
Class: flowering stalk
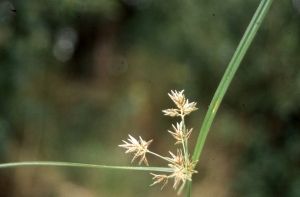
[119,90,198,191]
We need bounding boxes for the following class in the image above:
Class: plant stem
[192,0,273,164]
[0,161,174,172]
[177,181,186,196]
[186,180,191,197]
[181,116,189,165]
[147,151,175,164]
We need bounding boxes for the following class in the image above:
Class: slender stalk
[188,0,273,196]
[181,116,188,164]
[177,181,186,195]
[147,151,175,164]
[0,161,174,172]
[192,0,273,164]
[186,180,191,197]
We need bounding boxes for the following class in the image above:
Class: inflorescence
[119,90,198,190]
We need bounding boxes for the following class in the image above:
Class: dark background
[0,0,299,196]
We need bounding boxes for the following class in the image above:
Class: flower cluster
[162,90,198,117]
[168,121,193,145]
[118,135,153,166]
[119,90,198,191]
[150,149,198,189]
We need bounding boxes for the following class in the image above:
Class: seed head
[182,99,198,115]
[119,135,153,166]
[168,149,185,166]
[120,90,199,191]
[168,121,193,145]
[168,90,186,109]
[168,164,191,190]
[162,108,181,117]
[163,90,198,117]
[150,173,169,189]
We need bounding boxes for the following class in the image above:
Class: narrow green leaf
[177,181,186,195]
[0,161,173,172]
[192,0,273,163]
[186,181,191,197]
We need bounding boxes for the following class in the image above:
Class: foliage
[0,0,299,196]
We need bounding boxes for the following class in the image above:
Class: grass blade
[0,161,173,172]
[186,181,191,197]
[192,0,273,163]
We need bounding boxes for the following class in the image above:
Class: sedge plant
[0,0,273,196]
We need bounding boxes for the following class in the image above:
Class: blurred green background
[0,0,299,196]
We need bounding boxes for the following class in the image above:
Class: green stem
[147,151,175,164]
[181,116,189,165]
[177,181,186,196]
[192,0,273,163]
[186,181,191,197]
[0,161,174,172]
